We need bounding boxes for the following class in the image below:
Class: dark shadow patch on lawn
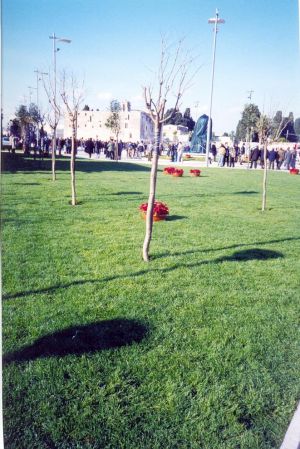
[237,413,254,430]
[233,190,258,195]
[2,153,151,174]
[3,318,149,365]
[12,182,41,186]
[216,248,283,262]
[112,191,143,196]
[166,215,187,221]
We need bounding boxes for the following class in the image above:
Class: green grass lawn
[2,153,300,449]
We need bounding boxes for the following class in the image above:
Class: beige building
[162,124,190,143]
[64,101,154,142]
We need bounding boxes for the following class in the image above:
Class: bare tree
[60,72,84,206]
[257,113,290,212]
[43,74,61,181]
[142,39,197,261]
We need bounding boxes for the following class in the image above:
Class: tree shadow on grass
[166,215,187,221]
[233,190,259,195]
[3,247,285,301]
[112,191,143,195]
[215,248,283,262]
[2,153,151,174]
[153,236,299,260]
[3,318,149,365]
[11,182,41,186]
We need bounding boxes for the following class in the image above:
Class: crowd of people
[30,137,188,162]
[216,143,299,170]
[5,134,300,170]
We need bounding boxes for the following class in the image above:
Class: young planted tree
[60,72,84,206]
[256,115,271,212]
[142,39,197,261]
[105,100,121,160]
[43,75,61,181]
[257,112,291,212]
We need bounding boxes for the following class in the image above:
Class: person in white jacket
[177,142,184,162]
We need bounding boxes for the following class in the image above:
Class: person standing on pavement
[268,148,277,170]
[177,142,184,162]
[218,144,226,167]
[250,146,260,169]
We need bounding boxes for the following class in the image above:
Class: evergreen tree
[183,108,195,131]
[236,104,260,142]
[163,108,176,124]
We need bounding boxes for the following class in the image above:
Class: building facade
[162,124,190,143]
[64,101,155,142]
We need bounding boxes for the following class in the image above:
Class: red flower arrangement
[139,201,169,221]
[172,168,184,177]
[163,166,176,175]
[190,169,201,177]
[289,168,299,175]
[185,154,191,158]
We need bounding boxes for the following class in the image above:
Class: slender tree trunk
[262,142,268,211]
[143,123,161,261]
[71,129,76,206]
[52,133,56,181]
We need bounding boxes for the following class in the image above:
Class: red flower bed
[289,168,299,175]
[139,201,169,221]
[172,168,184,177]
[190,169,201,177]
[163,166,176,175]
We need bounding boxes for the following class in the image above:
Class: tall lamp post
[49,33,71,157]
[34,69,48,148]
[205,9,225,167]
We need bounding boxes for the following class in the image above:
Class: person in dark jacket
[211,143,217,162]
[224,144,230,166]
[85,138,94,159]
[250,146,260,169]
[268,148,277,169]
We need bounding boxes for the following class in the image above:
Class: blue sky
[3,0,300,134]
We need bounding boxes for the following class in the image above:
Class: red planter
[163,167,175,175]
[190,170,201,177]
[172,169,184,177]
[141,212,167,221]
[139,201,169,221]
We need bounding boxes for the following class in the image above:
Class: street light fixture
[34,70,48,148]
[49,33,71,158]
[205,9,225,167]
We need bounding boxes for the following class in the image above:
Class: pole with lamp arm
[49,33,71,180]
[34,69,48,149]
[205,9,225,167]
